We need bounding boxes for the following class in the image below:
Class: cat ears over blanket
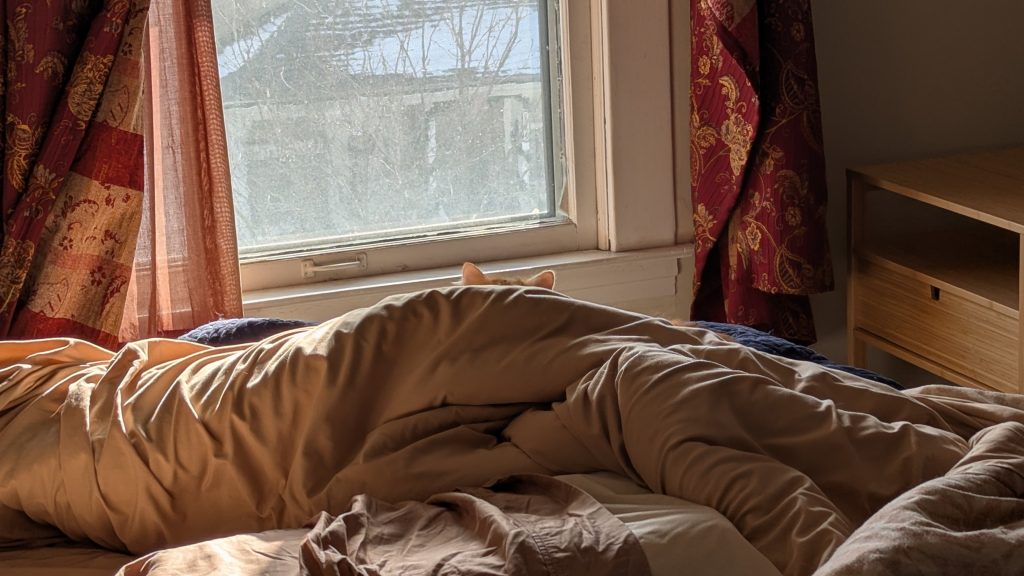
[459,262,556,290]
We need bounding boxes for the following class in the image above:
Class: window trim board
[243,245,694,321]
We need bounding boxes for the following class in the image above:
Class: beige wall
[811,0,1024,384]
[671,0,693,245]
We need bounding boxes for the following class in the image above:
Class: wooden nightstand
[847,146,1024,393]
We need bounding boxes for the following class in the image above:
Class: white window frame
[238,0,678,293]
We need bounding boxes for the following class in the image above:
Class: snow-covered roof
[216,0,544,103]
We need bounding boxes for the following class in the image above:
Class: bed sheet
[0,545,132,575]
[0,472,779,576]
[558,472,782,576]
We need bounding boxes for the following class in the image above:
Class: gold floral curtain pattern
[690,0,833,343]
[0,1,152,348]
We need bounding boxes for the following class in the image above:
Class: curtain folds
[689,0,833,344]
[0,1,151,349]
[120,0,242,342]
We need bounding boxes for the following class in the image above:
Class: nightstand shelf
[847,146,1024,393]
[863,222,1018,314]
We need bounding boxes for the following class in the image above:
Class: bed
[0,472,781,576]
[2,286,1023,575]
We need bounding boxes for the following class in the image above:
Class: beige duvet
[2,286,1024,575]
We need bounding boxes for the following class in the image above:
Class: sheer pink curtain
[121,0,242,341]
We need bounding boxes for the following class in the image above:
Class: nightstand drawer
[854,258,1018,392]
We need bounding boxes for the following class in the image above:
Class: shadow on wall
[809,0,1024,386]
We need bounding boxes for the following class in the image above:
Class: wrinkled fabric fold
[2,286,1023,575]
[302,475,649,576]
[120,475,650,576]
[815,421,1024,575]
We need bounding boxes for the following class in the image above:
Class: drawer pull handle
[930,286,941,301]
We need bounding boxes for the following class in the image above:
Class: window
[211,0,596,289]
[211,0,680,294]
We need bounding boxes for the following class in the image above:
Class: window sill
[243,245,695,321]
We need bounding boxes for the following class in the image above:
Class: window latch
[301,254,367,279]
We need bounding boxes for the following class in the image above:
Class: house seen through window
[212,0,565,258]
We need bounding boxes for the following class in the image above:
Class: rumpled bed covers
[3,286,1024,575]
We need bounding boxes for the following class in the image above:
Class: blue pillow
[179,318,317,346]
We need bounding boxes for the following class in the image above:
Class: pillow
[178,318,317,346]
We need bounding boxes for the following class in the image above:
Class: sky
[214,0,543,82]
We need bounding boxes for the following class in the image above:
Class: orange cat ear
[461,262,488,285]
[527,270,556,290]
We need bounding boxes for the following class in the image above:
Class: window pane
[212,0,564,256]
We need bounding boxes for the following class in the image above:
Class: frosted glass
[211,0,563,255]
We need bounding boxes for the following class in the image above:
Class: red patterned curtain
[0,1,151,349]
[690,0,833,343]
